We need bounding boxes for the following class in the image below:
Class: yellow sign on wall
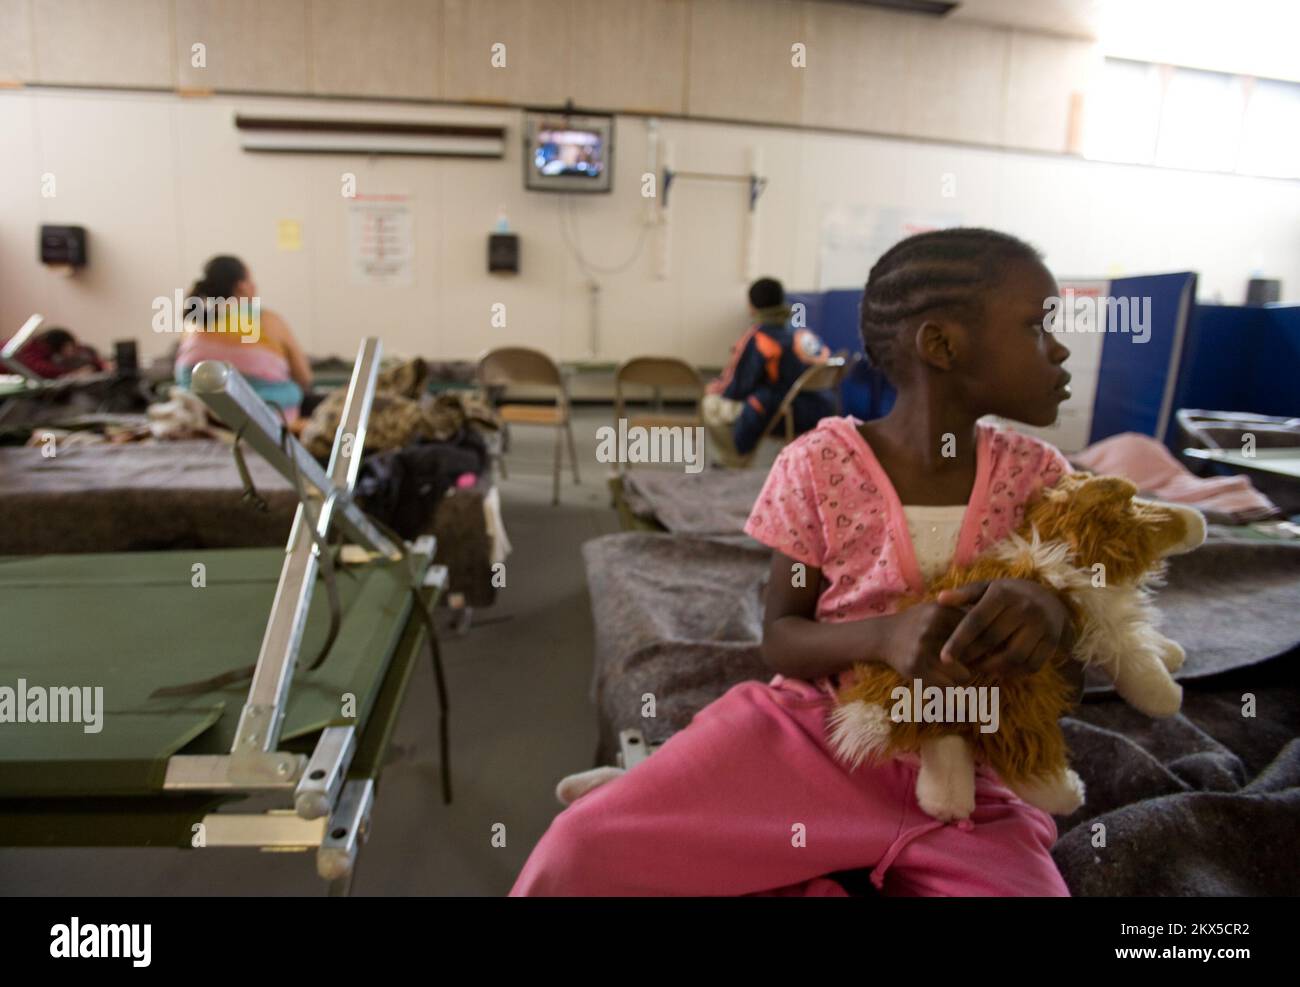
[277,219,302,252]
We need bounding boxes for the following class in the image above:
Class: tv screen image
[535,128,603,178]
[524,111,614,192]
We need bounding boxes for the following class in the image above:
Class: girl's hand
[934,579,1070,677]
[885,602,975,690]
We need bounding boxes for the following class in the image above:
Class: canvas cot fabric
[0,547,426,798]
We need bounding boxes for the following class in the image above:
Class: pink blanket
[1070,432,1277,522]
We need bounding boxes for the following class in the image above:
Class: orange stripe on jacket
[754,331,783,384]
[708,325,758,395]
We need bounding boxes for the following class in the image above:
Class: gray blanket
[0,441,497,605]
[620,468,767,537]
[583,532,1300,895]
[0,441,296,552]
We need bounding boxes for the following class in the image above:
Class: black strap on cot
[150,420,343,685]
[363,511,454,806]
[231,423,269,513]
[154,420,453,805]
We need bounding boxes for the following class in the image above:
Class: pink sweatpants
[511,676,1069,897]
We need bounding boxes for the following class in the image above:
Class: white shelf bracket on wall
[655,137,673,281]
[656,143,767,281]
[743,147,763,281]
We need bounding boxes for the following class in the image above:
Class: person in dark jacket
[703,278,833,466]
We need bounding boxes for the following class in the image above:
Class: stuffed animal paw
[915,736,977,823]
[555,766,625,806]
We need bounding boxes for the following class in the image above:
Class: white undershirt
[901,505,967,584]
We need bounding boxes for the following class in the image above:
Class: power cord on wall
[557,193,651,277]
[556,194,655,356]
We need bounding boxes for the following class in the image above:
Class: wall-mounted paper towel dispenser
[489,233,519,274]
[40,225,88,267]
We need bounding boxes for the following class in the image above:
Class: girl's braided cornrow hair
[858,227,1041,381]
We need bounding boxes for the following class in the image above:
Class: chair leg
[495,428,508,479]
[552,424,562,506]
[565,420,580,484]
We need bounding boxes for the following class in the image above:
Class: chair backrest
[759,355,849,445]
[614,356,703,419]
[615,356,704,393]
[478,346,565,389]
[790,359,846,395]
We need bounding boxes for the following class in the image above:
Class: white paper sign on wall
[348,193,414,287]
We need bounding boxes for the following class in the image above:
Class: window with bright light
[1085,57,1300,179]
[1238,78,1300,178]
[1085,59,1163,165]
[1155,67,1246,171]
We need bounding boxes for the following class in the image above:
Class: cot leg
[327,868,357,897]
[427,621,453,805]
[318,778,374,895]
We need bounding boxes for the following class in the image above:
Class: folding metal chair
[612,356,704,475]
[756,354,852,446]
[478,346,579,506]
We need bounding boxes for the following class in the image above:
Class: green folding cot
[0,339,448,893]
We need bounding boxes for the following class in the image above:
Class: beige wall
[3,86,1298,370]
[1,1,1296,370]
[1,0,1095,154]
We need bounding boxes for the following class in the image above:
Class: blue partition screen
[1088,272,1197,444]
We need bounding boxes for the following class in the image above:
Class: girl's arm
[760,552,973,687]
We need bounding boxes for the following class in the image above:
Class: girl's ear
[913,319,957,371]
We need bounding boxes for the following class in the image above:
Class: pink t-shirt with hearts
[743,416,1071,628]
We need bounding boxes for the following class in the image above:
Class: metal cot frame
[0,337,445,892]
[0,335,445,894]
[154,337,444,892]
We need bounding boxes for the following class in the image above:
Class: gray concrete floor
[0,405,777,896]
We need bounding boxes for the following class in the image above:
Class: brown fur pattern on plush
[1028,475,1195,587]
[830,472,1204,808]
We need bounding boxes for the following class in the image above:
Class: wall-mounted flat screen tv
[523,111,613,193]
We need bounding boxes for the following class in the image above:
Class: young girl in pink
[512,228,1082,897]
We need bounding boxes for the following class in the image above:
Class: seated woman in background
[174,255,312,421]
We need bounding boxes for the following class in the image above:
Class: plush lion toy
[828,473,1206,823]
